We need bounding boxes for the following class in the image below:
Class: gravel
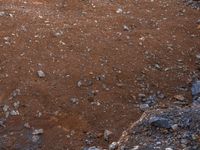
[118,107,200,149]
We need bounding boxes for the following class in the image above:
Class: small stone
[32,135,40,143]
[10,110,20,116]
[24,122,31,128]
[192,80,200,96]
[123,25,130,31]
[37,70,46,78]
[0,119,6,128]
[109,142,118,150]
[13,101,20,109]
[70,97,79,104]
[32,129,44,135]
[156,141,161,145]
[36,111,42,117]
[157,91,165,99]
[132,146,139,150]
[139,103,149,111]
[196,54,200,59]
[77,79,93,88]
[181,139,189,145]
[171,124,178,131]
[165,148,173,150]
[104,130,112,141]
[2,105,9,112]
[12,89,21,97]
[174,95,185,101]
[149,117,171,129]
[87,146,101,150]
[116,8,123,14]
[138,93,146,98]
[0,11,6,16]
[53,30,64,37]
[154,64,161,70]
[197,19,200,24]
[5,112,9,118]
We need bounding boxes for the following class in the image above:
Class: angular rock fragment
[104,130,112,141]
[37,70,46,78]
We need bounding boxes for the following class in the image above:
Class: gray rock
[191,80,200,102]
[192,80,200,95]
[109,142,118,150]
[37,70,46,78]
[193,97,200,106]
[116,8,123,14]
[86,146,101,150]
[196,53,200,59]
[165,148,173,150]
[131,146,139,150]
[104,130,112,141]
[53,30,64,37]
[32,129,44,135]
[2,105,9,112]
[197,19,200,24]
[0,119,6,128]
[24,122,31,128]
[32,135,40,143]
[10,110,19,116]
[12,89,21,97]
[149,117,171,129]
[77,79,93,88]
[0,12,6,16]
[171,124,178,131]
[70,97,79,104]
[123,25,130,31]
[13,101,20,109]
[140,104,149,111]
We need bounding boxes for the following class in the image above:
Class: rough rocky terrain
[118,106,200,150]
[0,0,199,149]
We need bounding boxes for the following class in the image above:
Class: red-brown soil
[0,0,199,149]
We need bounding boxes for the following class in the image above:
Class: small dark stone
[149,117,171,129]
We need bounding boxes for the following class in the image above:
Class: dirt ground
[0,0,199,149]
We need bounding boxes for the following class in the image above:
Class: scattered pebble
[70,97,79,104]
[116,8,123,14]
[109,142,118,150]
[77,79,93,88]
[32,129,44,135]
[24,122,31,128]
[32,135,40,143]
[2,105,9,112]
[10,110,19,116]
[37,70,46,78]
[104,130,112,141]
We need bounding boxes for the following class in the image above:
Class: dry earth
[0,0,199,149]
